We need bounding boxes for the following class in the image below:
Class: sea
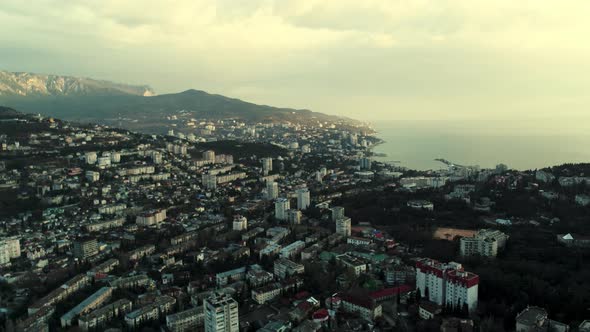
[371,121,590,171]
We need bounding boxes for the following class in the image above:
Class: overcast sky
[1,0,589,128]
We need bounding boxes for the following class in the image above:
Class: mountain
[0,70,155,97]
[0,71,368,134]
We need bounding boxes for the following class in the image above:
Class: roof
[369,285,414,300]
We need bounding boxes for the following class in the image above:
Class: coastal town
[1,107,590,332]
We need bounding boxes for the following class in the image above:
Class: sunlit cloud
[1,0,589,125]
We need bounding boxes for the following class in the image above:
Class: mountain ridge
[0,71,369,133]
[0,70,155,97]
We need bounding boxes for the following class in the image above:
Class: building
[73,237,99,260]
[260,243,282,258]
[85,170,100,182]
[287,209,302,225]
[575,194,590,206]
[166,306,204,332]
[110,274,153,289]
[200,150,214,161]
[127,245,156,261]
[266,181,279,200]
[204,292,239,332]
[515,306,570,332]
[0,236,20,265]
[340,294,382,322]
[232,215,248,231]
[28,274,91,314]
[359,157,372,170]
[247,269,274,287]
[419,301,442,320]
[274,258,305,279]
[85,218,125,232]
[415,259,479,313]
[335,217,352,236]
[125,295,176,328]
[331,206,345,222]
[275,198,290,221]
[202,173,217,190]
[385,264,416,286]
[337,254,367,276]
[85,151,97,164]
[78,299,132,331]
[98,203,126,215]
[136,209,167,227]
[407,200,434,211]
[460,229,509,258]
[279,240,306,259]
[251,279,303,305]
[61,287,113,327]
[261,157,273,175]
[296,188,311,210]
[19,305,54,332]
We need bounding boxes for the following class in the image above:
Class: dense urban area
[0,106,589,332]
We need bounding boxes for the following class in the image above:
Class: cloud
[0,0,589,126]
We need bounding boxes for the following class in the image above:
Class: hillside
[0,89,367,134]
[0,70,155,97]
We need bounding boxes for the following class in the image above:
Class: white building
[331,206,345,222]
[166,306,204,332]
[275,198,290,221]
[416,259,479,313]
[287,209,302,225]
[296,188,311,210]
[0,237,20,265]
[136,209,167,227]
[85,171,100,183]
[204,293,239,332]
[125,296,176,328]
[279,240,306,259]
[261,157,273,175]
[274,258,305,279]
[202,173,217,190]
[232,215,248,231]
[203,150,216,161]
[335,217,352,237]
[266,181,279,200]
[85,152,97,165]
[460,229,508,258]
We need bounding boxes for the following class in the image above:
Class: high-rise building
[261,157,273,175]
[266,181,279,200]
[335,217,351,236]
[232,215,248,231]
[359,157,372,170]
[204,293,239,332]
[287,209,302,225]
[296,188,310,210]
[73,237,99,260]
[202,174,217,190]
[331,207,345,222]
[203,150,216,162]
[415,259,479,313]
[274,198,290,221]
[0,237,20,265]
[85,152,97,165]
[110,152,121,163]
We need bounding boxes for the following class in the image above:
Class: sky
[1,0,590,129]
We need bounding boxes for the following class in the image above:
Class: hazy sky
[1,0,590,127]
